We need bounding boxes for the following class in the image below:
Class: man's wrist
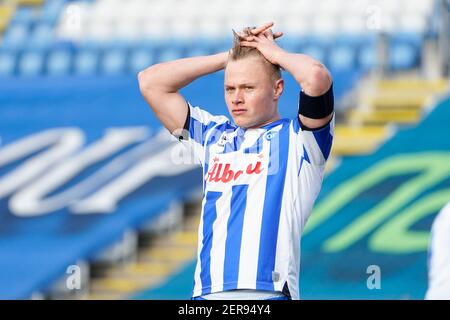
[272,48,287,67]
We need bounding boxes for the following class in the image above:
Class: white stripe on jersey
[209,188,231,293]
[237,133,271,289]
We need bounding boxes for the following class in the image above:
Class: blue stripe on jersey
[200,190,221,295]
[203,123,233,190]
[292,116,301,134]
[298,145,311,176]
[223,184,249,287]
[223,133,246,153]
[303,145,310,164]
[256,123,290,290]
[189,116,219,146]
[312,125,333,160]
[244,135,264,154]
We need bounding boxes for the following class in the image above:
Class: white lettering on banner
[0,128,84,200]
[0,128,197,217]
[9,127,151,217]
[71,146,197,214]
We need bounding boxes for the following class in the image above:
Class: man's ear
[273,78,284,100]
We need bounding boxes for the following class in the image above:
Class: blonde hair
[229,27,282,81]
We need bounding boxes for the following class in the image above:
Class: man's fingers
[250,22,274,35]
[242,35,260,42]
[262,29,274,41]
[273,32,283,39]
[240,41,258,48]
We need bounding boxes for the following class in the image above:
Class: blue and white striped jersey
[179,100,334,300]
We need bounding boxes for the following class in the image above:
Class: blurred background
[0,0,449,300]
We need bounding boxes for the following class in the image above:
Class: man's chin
[232,116,250,128]
[234,120,250,128]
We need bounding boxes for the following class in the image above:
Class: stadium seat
[18,50,45,76]
[9,6,34,25]
[329,46,356,71]
[101,49,127,75]
[28,23,53,50]
[74,50,99,75]
[157,48,184,63]
[47,49,72,75]
[1,23,29,50]
[40,0,66,26]
[359,45,378,71]
[129,49,156,74]
[301,45,327,64]
[389,44,419,70]
[0,51,16,76]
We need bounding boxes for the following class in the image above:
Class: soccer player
[426,201,450,300]
[138,22,334,300]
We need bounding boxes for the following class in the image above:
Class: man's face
[224,56,282,128]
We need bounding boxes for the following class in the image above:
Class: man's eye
[226,88,234,92]
[245,87,254,90]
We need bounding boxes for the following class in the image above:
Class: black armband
[183,102,190,131]
[298,83,334,119]
[174,101,190,141]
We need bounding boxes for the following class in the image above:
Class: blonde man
[138,22,334,300]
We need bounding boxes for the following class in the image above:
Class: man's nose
[232,90,244,104]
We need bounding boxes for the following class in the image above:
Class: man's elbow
[137,69,155,93]
[305,66,332,97]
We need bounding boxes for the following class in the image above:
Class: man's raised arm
[137,52,229,134]
[238,22,333,129]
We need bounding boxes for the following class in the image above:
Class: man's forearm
[275,51,332,97]
[138,52,229,93]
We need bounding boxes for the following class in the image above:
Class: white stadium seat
[55,0,435,42]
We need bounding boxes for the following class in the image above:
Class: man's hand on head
[237,22,285,66]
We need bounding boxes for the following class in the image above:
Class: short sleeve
[293,114,334,167]
[173,101,228,165]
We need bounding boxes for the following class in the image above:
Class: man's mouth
[232,109,247,115]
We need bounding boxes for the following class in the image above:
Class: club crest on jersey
[207,155,264,183]
[217,133,229,147]
[265,131,277,141]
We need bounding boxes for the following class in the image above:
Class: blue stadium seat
[390,32,424,49]
[389,44,419,70]
[333,34,376,51]
[18,51,45,76]
[278,36,303,53]
[129,49,156,74]
[47,49,72,76]
[40,0,66,25]
[10,7,34,25]
[74,50,99,75]
[329,46,356,71]
[359,44,378,71]
[0,51,16,77]
[101,49,127,75]
[388,32,422,70]
[185,47,211,58]
[186,37,214,56]
[1,24,29,50]
[301,45,327,65]
[212,37,233,54]
[157,48,184,63]
[28,23,53,50]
